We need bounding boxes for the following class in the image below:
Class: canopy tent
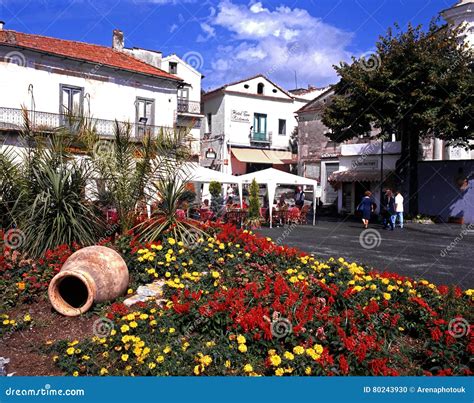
[181,163,243,207]
[239,168,321,227]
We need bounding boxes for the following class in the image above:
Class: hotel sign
[231,109,250,123]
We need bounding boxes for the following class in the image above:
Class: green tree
[209,181,223,216]
[322,22,473,213]
[248,179,260,219]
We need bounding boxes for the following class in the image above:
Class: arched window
[257,82,264,95]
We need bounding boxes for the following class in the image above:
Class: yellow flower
[17,282,26,290]
[275,368,284,376]
[383,293,391,301]
[148,362,156,369]
[73,371,79,377]
[82,355,90,361]
[163,346,171,354]
[243,364,253,373]
[66,347,75,356]
[238,344,247,353]
[23,314,31,322]
[169,328,176,334]
[305,366,312,375]
[168,238,176,245]
[314,344,324,355]
[269,354,282,367]
[156,355,165,363]
[398,327,405,332]
[283,351,294,361]
[200,355,212,366]
[100,368,108,375]
[211,271,220,279]
[121,324,130,333]
[293,346,305,355]
[127,289,133,295]
[225,360,231,368]
[52,355,59,362]
[129,321,138,328]
[194,365,202,375]
[237,335,246,345]
[165,272,171,278]
[121,354,129,362]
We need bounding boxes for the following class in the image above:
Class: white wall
[224,92,296,149]
[0,47,178,128]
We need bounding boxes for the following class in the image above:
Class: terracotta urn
[48,246,129,316]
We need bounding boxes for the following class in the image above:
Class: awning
[232,148,292,164]
[328,169,393,183]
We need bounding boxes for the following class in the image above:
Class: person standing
[357,191,375,229]
[382,189,396,230]
[294,186,305,209]
[394,191,404,229]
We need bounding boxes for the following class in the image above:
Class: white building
[329,142,402,214]
[0,26,184,147]
[201,74,307,175]
[442,0,474,48]
[125,48,204,158]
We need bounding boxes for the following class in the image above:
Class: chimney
[0,21,5,31]
[112,29,124,51]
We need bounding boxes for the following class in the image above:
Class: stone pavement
[258,218,474,289]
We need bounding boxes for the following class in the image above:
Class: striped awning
[328,169,393,183]
[232,148,293,164]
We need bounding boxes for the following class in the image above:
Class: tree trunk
[408,130,419,215]
[395,120,419,215]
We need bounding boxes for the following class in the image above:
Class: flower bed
[45,224,472,376]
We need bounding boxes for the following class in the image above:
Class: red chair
[287,207,300,224]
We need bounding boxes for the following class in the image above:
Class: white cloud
[205,0,354,89]
[196,22,216,42]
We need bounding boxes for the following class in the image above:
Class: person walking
[394,190,404,229]
[382,189,396,230]
[294,186,305,209]
[357,191,375,229]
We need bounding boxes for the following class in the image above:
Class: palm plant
[133,126,208,243]
[1,107,104,257]
[14,159,103,257]
[86,121,157,234]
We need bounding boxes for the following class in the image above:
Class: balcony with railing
[250,130,272,146]
[0,107,169,139]
[177,98,202,115]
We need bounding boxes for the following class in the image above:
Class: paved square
[259,218,474,289]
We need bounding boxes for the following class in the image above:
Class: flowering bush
[0,243,77,308]
[50,224,473,376]
[0,312,32,337]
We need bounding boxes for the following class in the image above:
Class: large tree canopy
[322,21,473,213]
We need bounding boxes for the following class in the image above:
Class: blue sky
[0,0,456,90]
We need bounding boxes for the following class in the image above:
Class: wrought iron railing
[250,130,272,145]
[177,98,202,115]
[0,107,169,139]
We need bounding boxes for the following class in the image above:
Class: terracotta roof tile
[0,30,182,81]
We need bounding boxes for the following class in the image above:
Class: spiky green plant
[2,107,104,257]
[14,160,103,257]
